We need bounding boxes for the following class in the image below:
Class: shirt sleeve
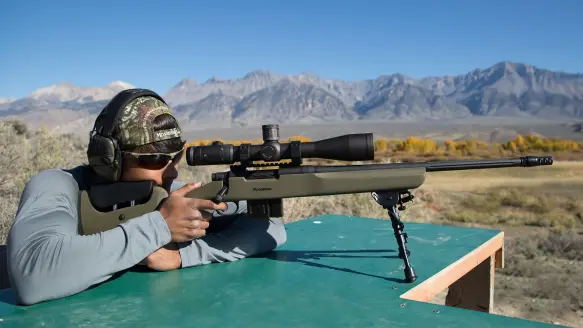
[176,200,288,268]
[6,169,173,305]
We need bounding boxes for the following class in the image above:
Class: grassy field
[0,119,582,327]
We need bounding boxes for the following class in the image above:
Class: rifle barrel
[278,156,553,175]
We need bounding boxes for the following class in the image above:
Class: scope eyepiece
[185,124,374,166]
[186,143,234,166]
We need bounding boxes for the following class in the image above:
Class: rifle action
[79,124,554,283]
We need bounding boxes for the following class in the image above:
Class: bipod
[372,190,417,283]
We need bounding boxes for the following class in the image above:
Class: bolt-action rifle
[79,124,553,283]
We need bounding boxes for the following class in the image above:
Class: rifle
[79,124,553,283]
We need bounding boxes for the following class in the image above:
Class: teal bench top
[0,215,557,327]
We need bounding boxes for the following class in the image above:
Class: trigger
[212,185,228,204]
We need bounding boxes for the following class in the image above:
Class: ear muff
[87,88,167,182]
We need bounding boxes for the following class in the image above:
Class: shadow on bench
[0,245,9,290]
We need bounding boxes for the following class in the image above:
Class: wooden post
[400,232,504,306]
[445,254,497,313]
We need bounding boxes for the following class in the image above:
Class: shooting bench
[0,215,558,327]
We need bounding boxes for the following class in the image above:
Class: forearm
[6,169,172,305]
[143,243,182,271]
[7,210,171,305]
[177,214,287,268]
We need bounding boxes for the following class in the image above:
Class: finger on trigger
[203,199,227,210]
[193,199,220,210]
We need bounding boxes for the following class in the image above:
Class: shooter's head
[87,89,185,189]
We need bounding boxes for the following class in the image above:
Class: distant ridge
[1,61,582,133]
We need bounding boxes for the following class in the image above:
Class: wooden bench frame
[401,231,504,313]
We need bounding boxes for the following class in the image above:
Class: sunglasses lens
[136,154,171,168]
[133,149,184,168]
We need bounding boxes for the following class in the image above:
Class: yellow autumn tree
[444,139,456,152]
[394,137,438,155]
[420,139,438,154]
[286,136,312,142]
[374,139,388,152]
[499,135,582,153]
[514,135,526,151]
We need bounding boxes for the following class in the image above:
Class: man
[6,89,287,305]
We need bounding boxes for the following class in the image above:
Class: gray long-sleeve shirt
[6,165,287,305]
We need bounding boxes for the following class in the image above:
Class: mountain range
[1,61,582,134]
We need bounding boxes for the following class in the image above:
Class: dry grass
[0,121,86,244]
[438,185,582,230]
[1,119,582,326]
[494,231,583,327]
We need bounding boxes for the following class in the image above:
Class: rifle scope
[186,124,374,166]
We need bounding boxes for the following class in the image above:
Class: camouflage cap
[115,96,182,149]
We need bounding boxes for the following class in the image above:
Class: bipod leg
[372,190,417,283]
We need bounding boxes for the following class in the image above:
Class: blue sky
[1,0,582,99]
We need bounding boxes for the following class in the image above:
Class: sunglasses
[122,147,184,169]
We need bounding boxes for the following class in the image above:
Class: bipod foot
[372,190,417,283]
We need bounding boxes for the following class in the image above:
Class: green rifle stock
[78,124,553,283]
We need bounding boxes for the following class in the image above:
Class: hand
[158,182,227,243]
[142,243,182,271]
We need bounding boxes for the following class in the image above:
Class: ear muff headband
[88,88,167,182]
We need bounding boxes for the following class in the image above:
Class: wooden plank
[400,231,503,303]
